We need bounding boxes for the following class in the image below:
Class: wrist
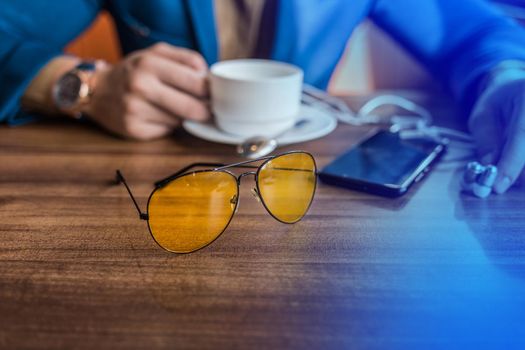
[22,56,81,115]
[478,60,525,96]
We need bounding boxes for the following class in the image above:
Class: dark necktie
[253,0,278,58]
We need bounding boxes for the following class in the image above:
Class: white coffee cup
[209,59,304,137]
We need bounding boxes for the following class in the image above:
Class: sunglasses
[116,151,317,253]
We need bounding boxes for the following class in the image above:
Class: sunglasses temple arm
[116,170,148,220]
[154,162,226,187]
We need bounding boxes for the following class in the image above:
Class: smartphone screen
[319,130,446,197]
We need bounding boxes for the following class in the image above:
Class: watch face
[53,72,83,109]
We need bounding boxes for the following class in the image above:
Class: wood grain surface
[1,93,524,349]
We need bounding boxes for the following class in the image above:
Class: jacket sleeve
[0,0,103,125]
[369,0,525,111]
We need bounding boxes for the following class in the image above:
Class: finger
[131,53,208,98]
[494,117,525,194]
[101,109,173,141]
[130,120,175,141]
[480,151,498,165]
[129,97,180,127]
[154,55,208,98]
[138,76,210,122]
[150,42,208,72]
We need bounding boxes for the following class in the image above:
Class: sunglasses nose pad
[230,194,238,211]
[250,188,261,203]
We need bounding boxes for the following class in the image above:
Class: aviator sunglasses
[116,151,317,253]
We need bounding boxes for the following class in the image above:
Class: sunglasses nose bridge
[236,171,262,203]
[237,171,257,185]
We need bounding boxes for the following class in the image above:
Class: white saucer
[182,104,337,145]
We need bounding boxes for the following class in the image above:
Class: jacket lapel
[271,0,297,62]
[185,0,218,64]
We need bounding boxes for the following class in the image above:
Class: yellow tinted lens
[147,171,238,253]
[257,152,316,223]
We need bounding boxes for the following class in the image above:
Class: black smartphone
[318,130,446,197]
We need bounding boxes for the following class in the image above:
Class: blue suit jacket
[1,0,525,124]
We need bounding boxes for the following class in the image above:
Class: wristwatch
[52,61,100,119]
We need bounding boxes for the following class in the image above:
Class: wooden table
[1,93,524,349]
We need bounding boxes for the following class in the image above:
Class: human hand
[468,70,525,194]
[85,42,210,140]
